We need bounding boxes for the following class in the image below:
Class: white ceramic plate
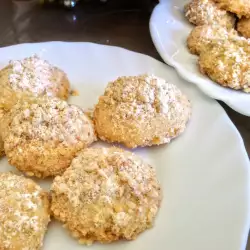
[0,42,249,250]
[150,0,250,116]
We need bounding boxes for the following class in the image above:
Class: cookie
[51,147,162,245]
[199,42,250,92]
[0,55,70,112]
[3,96,96,178]
[184,0,235,28]
[237,18,250,39]
[187,24,243,55]
[213,0,250,18]
[0,172,50,250]
[94,75,191,148]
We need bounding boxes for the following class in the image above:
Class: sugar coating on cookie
[187,24,245,55]
[94,74,191,148]
[0,172,50,250]
[0,55,70,112]
[214,0,250,18]
[3,96,96,178]
[0,88,33,158]
[237,18,250,39]
[51,147,162,245]
[184,0,235,28]
[199,42,250,92]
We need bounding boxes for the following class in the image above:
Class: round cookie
[3,96,96,178]
[187,25,230,55]
[187,24,246,55]
[0,172,50,250]
[199,42,250,92]
[213,0,250,18]
[237,18,250,38]
[184,0,235,28]
[94,75,191,148]
[0,55,70,112]
[51,147,162,245]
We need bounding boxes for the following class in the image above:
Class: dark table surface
[0,0,250,249]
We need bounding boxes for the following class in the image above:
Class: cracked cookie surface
[94,74,191,148]
[51,147,162,245]
[3,96,96,178]
[0,172,50,250]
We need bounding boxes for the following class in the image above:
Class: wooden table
[0,0,249,248]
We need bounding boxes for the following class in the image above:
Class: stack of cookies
[214,0,250,39]
[0,55,191,249]
[184,0,250,93]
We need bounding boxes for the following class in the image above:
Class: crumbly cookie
[51,147,162,245]
[187,25,231,55]
[3,96,96,178]
[93,75,191,148]
[199,42,250,92]
[237,18,250,38]
[184,0,235,28]
[187,24,246,55]
[0,172,50,250]
[0,55,70,112]
[0,88,33,158]
[213,0,250,18]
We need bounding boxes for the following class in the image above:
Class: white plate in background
[0,42,249,250]
[150,1,250,116]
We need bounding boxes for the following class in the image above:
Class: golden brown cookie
[184,0,235,28]
[0,88,34,157]
[187,24,246,55]
[199,42,250,92]
[0,172,50,250]
[237,18,250,38]
[3,96,96,178]
[188,25,229,54]
[0,55,70,112]
[213,0,250,18]
[94,75,191,148]
[51,147,162,245]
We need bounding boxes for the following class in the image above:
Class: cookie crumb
[70,89,79,96]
